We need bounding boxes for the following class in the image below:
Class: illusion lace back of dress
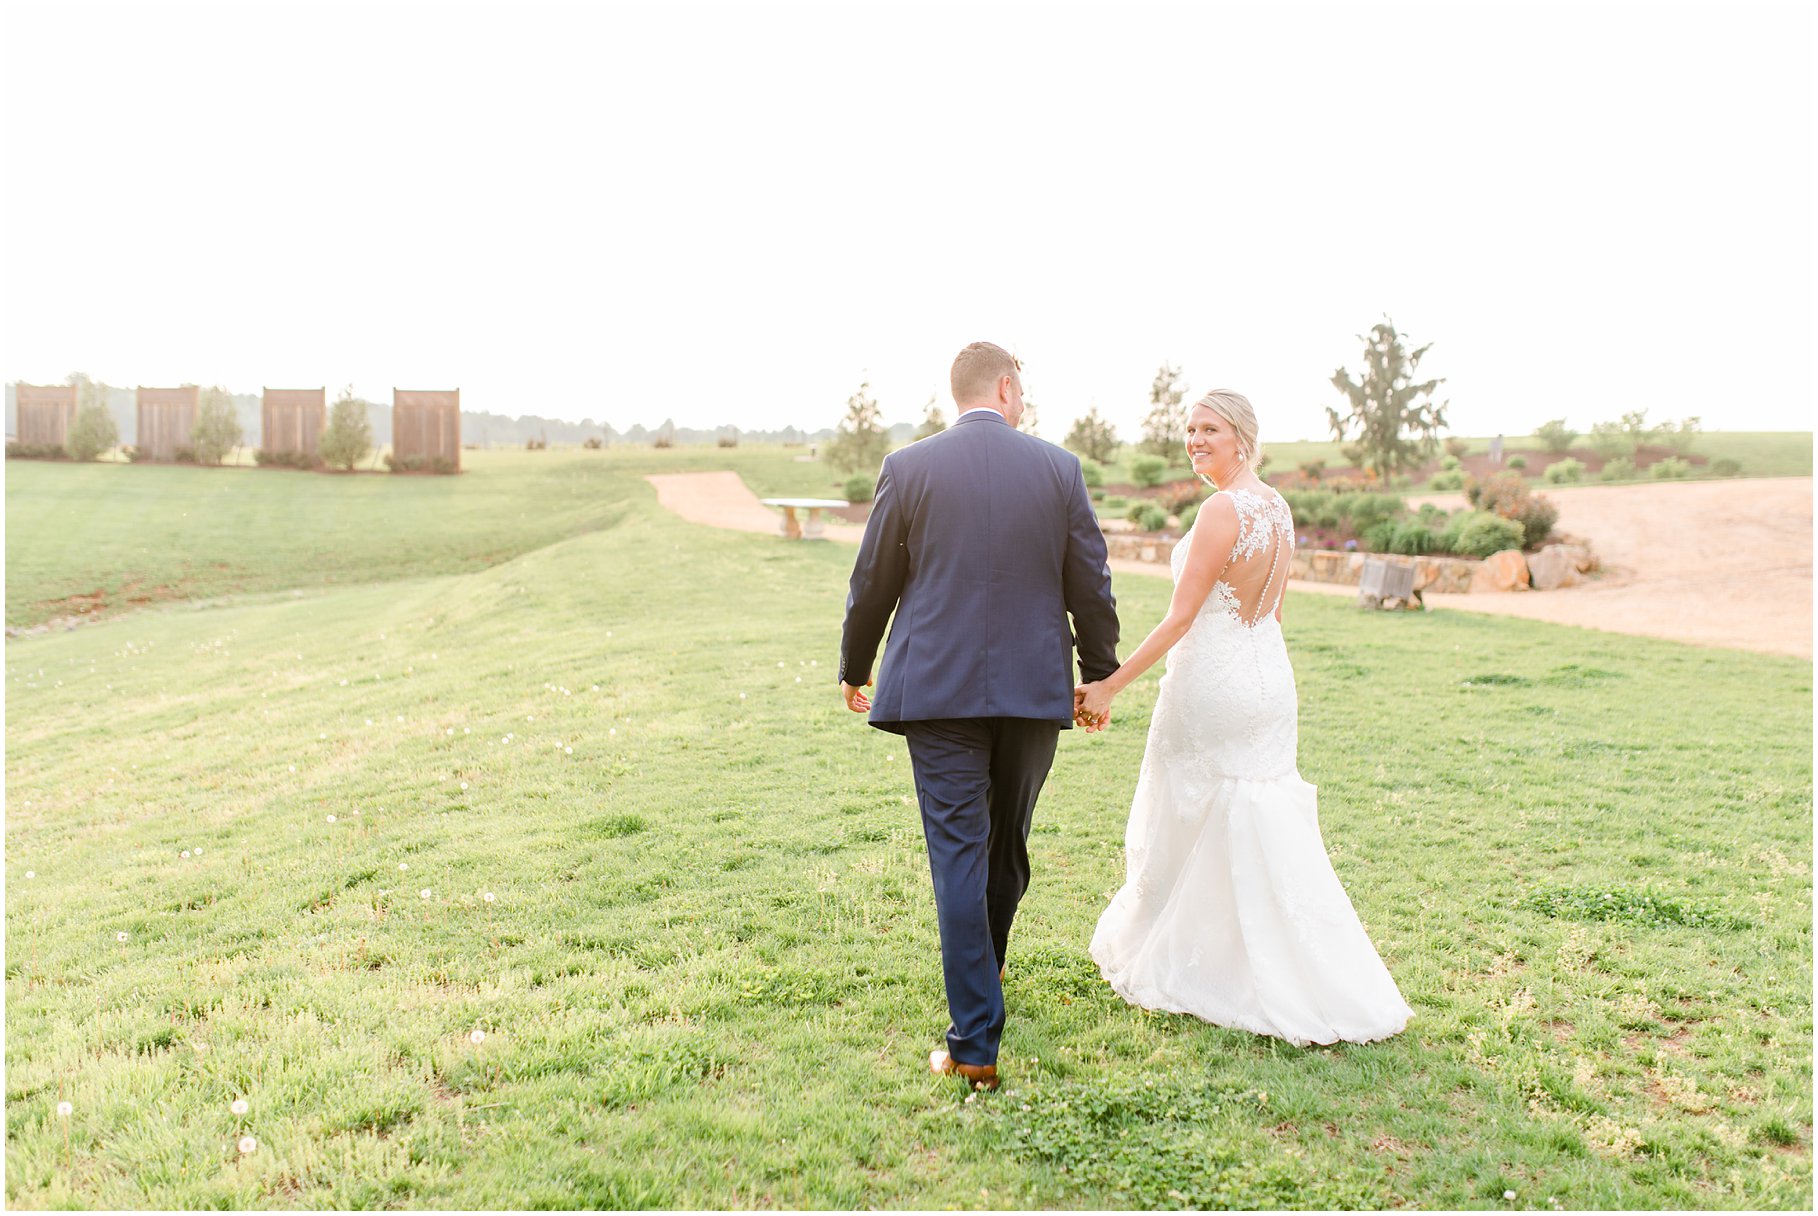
[1093,487,1415,1047]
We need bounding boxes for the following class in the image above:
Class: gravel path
[648,472,1812,660]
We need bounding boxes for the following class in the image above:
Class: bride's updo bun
[1194,390,1262,466]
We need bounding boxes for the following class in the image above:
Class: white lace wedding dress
[1088,487,1414,1046]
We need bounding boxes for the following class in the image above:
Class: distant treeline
[4,383,919,448]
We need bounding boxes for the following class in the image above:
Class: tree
[1018,396,1039,436]
[1139,363,1188,462]
[64,372,118,461]
[914,396,947,440]
[320,386,373,470]
[825,380,888,474]
[191,385,244,465]
[1535,418,1578,454]
[1325,319,1449,481]
[1064,405,1119,463]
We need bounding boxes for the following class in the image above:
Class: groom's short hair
[951,342,1021,406]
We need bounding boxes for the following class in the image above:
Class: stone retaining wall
[1102,531,1595,594]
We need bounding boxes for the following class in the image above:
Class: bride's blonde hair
[1193,390,1262,467]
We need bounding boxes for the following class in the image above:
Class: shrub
[1298,458,1326,482]
[172,446,197,464]
[1090,488,1105,502]
[431,456,458,475]
[1652,456,1691,480]
[1600,456,1636,482]
[1080,460,1104,488]
[1507,455,1527,470]
[1386,519,1440,555]
[717,435,738,448]
[525,438,547,450]
[6,441,67,459]
[321,391,374,470]
[654,434,675,449]
[123,445,148,463]
[1446,510,1526,558]
[254,449,325,470]
[1440,453,1461,471]
[1177,500,1200,531]
[1361,519,1398,553]
[1535,418,1578,454]
[1443,436,1470,459]
[384,453,425,472]
[191,387,243,465]
[1103,495,1128,512]
[1507,494,1559,548]
[1710,457,1742,477]
[1428,469,1465,491]
[1467,470,1524,513]
[66,401,119,461]
[1130,455,1167,488]
[582,436,604,450]
[1588,421,1630,459]
[843,473,876,503]
[1544,458,1585,484]
[1128,502,1168,531]
[1390,473,1413,489]
[1345,493,1405,532]
[1161,480,1205,514]
[1655,416,1701,455]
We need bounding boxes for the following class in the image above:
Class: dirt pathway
[648,472,1812,660]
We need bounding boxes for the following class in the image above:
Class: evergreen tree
[1064,405,1119,463]
[1138,363,1189,462]
[825,380,889,474]
[64,373,118,461]
[1325,319,1448,481]
[320,386,374,470]
[1018,396,1039,436]
[191,386,244,465]
[914,396,947,440]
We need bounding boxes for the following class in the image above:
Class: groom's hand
[1074,683,1111,732]
[840,680,873,713]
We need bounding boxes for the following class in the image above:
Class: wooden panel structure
[392,389,461,470]
[262,388,326,456]
[136,386,200,461]
[15,384,77,447]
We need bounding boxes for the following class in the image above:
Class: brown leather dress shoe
[929,1049,1000,1091]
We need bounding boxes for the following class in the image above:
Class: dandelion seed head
[288,765,296,773]
[398,862,408,871]
[24,870,34,879]
[180,851,190,859]
[194,847,203,855]
[230,1098,249,1115]
[592,685,599,691]
[1504,1192,1517,1202]
[326,815,336,823]
[56,1101,72,1118]
[116,931,128,942]
[238,1135,257,1154]
[420,888,432,899]
[564,746,572,755]
[470,1029,486,1044]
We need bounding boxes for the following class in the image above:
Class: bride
[1073,390,1413,1047]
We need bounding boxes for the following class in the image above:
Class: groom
[838,341,1120,1090]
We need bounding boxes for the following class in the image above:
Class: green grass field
[5,449,1811,1208]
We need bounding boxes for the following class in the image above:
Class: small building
[14,384,77,448]
[262,388,326,457]
[136,385,200,461]
[392,388,461,470]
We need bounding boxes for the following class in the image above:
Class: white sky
[3,0,1813,441]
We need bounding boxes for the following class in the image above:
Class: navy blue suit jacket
[838,411,1121,734]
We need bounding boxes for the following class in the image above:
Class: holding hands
[1074,681,1114,732]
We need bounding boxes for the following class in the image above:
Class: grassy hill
[4,449,1811,1208]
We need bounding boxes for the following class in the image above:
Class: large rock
[1528,544,1585,590]
[1470,549,1531,593]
